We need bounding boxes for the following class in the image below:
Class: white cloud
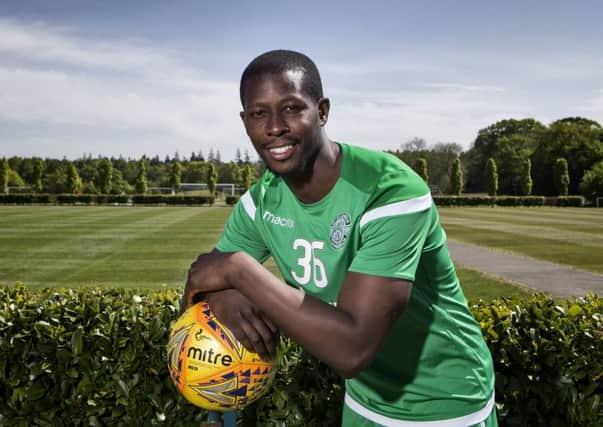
[0,19,248,160]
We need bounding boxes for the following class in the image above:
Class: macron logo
[263,211,295,228]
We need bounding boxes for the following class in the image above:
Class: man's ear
[318,98,330,126]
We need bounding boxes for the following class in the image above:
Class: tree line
[0,152,261,196]
[389,116,603,201]
[1,116,602,200]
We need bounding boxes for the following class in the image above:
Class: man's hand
[205,289,279,360]
[183,250,237,311]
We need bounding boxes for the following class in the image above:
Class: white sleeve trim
[344,392,494,426]
[359,193,432,228]
[240,191,256,220]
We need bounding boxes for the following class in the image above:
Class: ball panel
[167,301,276,411]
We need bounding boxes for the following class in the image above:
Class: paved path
[447,239,603,298]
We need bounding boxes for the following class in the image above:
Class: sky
[1,0,602,161]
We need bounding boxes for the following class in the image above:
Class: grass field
[0,206,533,300]
[439,206,603,274]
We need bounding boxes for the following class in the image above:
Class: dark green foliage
[206,163,218,195]
[472,294,602,426]
[66,163,82,194]
[519,158,533,196]
[0,158,9,193]
[98,159,113,194]
[415,158,429,183]
[241,164,254,191]
[552,196,585,207]
[169,162,182,192]
[554,158,570,196]
[1,286,600,426]
[32,159,44,193]
[135,160,148,194]
[485,158,499,197]
[433,196,546,207]
[390,141,462,192]
[225,196,240,205]
[580,161,603,202]
[450,157,463,195]
[531,119,603,196]
[465,119,544,193]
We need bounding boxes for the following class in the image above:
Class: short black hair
[240,49,323,105]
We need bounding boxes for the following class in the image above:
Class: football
[167,301,276,411]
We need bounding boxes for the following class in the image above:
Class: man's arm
[185,250,412,378]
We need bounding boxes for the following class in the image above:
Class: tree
[66,162,82,193]
[229,163,242,187]
[0,158,9,193]
[98,159,113,194]
[450,157,463,195]
[206,162,218,195]
[235,148,243,164]
[580,161,603,202]
[531,117,603,195]
[135,160,148,194]
[169,161,182,193]
[519,158,533,196]
[402,137,427,152]
[554,157,570,196]
[415,158,429,183]
[243,150,251,164]
[465,118,544,192]
[32,158,44,193]
[485,158,498,196]
[241,164,253,191]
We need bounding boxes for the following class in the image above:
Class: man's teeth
[269,145,292,154]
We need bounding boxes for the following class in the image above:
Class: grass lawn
[0,206,529,300]
[439,206,603,274]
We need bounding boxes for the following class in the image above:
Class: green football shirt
[216,143,495,423]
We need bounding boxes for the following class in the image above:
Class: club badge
[329,213,351,249]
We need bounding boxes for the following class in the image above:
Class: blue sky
[1,1,602,161]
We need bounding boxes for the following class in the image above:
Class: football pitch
[439,206,603,275]
[4,205,599,298]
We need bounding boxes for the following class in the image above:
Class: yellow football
[167,301,276,411]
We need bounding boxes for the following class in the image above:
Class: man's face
[240,70,328,178]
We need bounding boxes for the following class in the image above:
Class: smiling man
[183,50,497,426]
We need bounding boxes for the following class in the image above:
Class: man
[183,50,497,426]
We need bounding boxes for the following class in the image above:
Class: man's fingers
[237,317,269,359]
[241,310,278,359]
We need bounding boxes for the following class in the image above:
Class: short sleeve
[348,205,432,282]
[215,191,270,263]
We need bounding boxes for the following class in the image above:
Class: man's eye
[283,105,300,113]
[250,111,266,118]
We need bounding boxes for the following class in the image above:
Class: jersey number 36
[291,238,328,288]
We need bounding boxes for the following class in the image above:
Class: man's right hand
[204,289,279,361]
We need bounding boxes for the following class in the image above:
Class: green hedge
[433,195,586,207]
[225,196,240,206]
[0,194,214,206]
[0,286,601,426]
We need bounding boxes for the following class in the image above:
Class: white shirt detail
[344,392,494,427]
[359,193,432,228]
[240,191,256,220]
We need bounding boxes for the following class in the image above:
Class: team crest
[329,213,351,249]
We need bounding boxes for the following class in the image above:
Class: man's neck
[285,140,341,204]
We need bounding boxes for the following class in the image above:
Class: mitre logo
[330,213,351,249]
[263,210,295,228]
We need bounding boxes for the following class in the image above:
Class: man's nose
[267,112,289,136]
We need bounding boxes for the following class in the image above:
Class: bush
[0,286,600,426]
[225,196,239,206]
[555,196,585,207]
